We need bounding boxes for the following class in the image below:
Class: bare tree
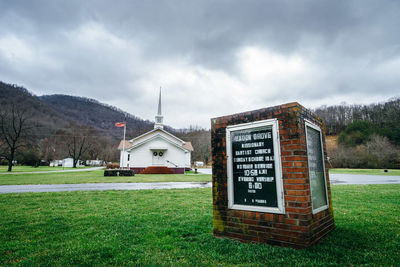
[0,104,32,171]
[38,137,59,165]
[175,126,211,165]
[58,123,95,168]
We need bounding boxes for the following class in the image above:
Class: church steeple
[154,87,164,129]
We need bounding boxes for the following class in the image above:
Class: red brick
[281,102,299,109]
[293,161,307,167]
[294,173,308,178]
[284,195,296,201]
[287,190,309,196]
[281,150,293,156]
[284,156,307,161]
[282,162,293,167]
[285,167,307,173]
[284,218,298,225]
[294,184,308,190]
[281,140,292,145]
[285,144,305,150]
[285,178,308,184]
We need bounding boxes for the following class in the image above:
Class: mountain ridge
[0,81,160,141]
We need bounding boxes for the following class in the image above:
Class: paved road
[197,168,400,185]
[1,168,399,194]
[0,182,212,194]
[329,173,400,184]
[0,167,104,175]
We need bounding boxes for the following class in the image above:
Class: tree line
[314,98,400,168]
[314,97,400,145]
[0,102,119,171]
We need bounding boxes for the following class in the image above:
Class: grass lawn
[330,168,400,176]
[0,184,399,266]
[0,166,93,173]
[0,170,211,185]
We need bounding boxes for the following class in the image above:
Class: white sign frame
[305,120,329,214]
[226,118,285,214]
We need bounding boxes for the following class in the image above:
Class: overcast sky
[1,0,399,129]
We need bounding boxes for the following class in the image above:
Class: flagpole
[121,121,126,169]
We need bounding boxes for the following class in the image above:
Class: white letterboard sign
[226,119,285,214]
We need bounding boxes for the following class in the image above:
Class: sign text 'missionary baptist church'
[212,102,334,248]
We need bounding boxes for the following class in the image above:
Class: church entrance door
[152,151,165,166]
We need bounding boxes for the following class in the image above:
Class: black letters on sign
[230,126,278,208]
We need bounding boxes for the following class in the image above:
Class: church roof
[183,142,194,151]
[118,128,194,152]
[118,140,132,150]
[130,128,185,145]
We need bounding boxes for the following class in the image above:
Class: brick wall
[130,167,185,174]
[211,102,334,249]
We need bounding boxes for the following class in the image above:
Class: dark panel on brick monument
[230,126,277,208]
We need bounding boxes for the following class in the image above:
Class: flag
[115,122,126,127]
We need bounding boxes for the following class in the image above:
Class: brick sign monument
[211,102,334,248]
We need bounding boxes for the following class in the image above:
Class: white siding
[62,158,83,168]
[185,151,191,168]
[120,135,189,168]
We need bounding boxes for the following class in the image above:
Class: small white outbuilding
[118,89,193,174]
[62,158,84,168]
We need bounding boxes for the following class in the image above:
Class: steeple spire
[154,87,164,129]
[157,87,162,115]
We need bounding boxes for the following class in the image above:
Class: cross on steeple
[154,87,164,129]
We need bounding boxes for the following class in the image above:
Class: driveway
[198,168,400,184]
[1,168,399,194]
[329,173,400,184]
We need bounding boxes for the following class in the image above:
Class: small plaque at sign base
[211,102,335,249]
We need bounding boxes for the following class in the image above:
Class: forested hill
[314,98,400,136]
[314,98,400,144]
[0,82,68,137]
[0,81,156,141]
[40,94,154,140]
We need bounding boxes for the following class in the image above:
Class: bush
[112,163,120,169]
[104,170,134,176]
[15,149,40,166]
[338,120,378,147]
[140,166,174,174]
[106,163,120,169]
[330,134,400,168]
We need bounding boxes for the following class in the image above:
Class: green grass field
[329,168,400,176]
[0,170,211,185]
[0,184,399,266]
[0,166,92,173]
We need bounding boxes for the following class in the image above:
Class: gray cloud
[0,0,399,128]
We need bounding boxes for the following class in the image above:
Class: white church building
[118,89,193,174]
